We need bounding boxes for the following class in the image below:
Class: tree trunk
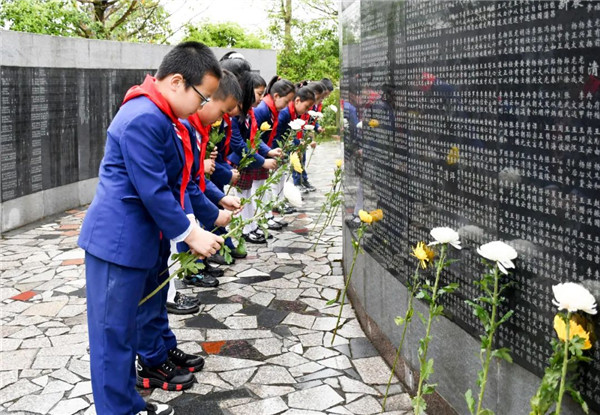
[283,0,292,49]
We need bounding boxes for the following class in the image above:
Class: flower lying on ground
[283,181,303,207]
[552,282,597,314]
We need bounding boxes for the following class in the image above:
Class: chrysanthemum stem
[331,228,363,344]
[475,264,500,415]
[383,263,420,411]
[414,243,447,414]
[555,311,571,415]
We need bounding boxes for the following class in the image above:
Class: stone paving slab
[0,141,413,415]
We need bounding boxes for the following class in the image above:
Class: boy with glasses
[78,41,223,415]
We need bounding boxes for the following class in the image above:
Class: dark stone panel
[0,66,152,202]
[341,0,600,411]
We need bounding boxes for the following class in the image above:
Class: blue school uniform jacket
[228,113,271,169]
[78,96,191,269]
[211,121,234,190]
[254,100,277,148]
[182,120,224,229]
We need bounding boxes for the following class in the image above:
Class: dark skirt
[237,167,269,190]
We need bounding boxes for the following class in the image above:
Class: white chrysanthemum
[477,241,517,274]
[429,227,461,250]
[552,283,597,315]
[283,181,303,207]
[308,110,323,118]
[329,104,338,113]
[303,124,315,131]
[289,119,306,130]
[356,121,363,129]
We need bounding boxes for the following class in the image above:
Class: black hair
[320,78,334,91]
[295,87,316,103]
[239,72,266,116]
[265,76,295,98]
[220,52,252,79]
[212,69,242,103]
[156,41,222,87]
[306,81,326,96]
[296,80,309,89]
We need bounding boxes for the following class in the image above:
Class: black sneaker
[273,216,289,227]
[166,292,199,315]
[207,254,233,267]
[137,402,174,415]
[255,228,273,240]
[267,218,283,230]
[296,184,310,194]
[282,203,297,214]
[243,231,266,244]
[136,359,195,391]
[183,273,219,288]
[205,262,225,277]
[303,181,317,192]
[168,347,205,373]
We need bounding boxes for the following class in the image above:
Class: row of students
[79,41,334,414]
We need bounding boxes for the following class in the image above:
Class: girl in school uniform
[269,86,317,215]
[252,76,296,232]
[229,71,276,244]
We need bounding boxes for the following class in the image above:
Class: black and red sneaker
[136,359,195,391]
[168,347,205,373]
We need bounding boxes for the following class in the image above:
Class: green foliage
[1,0,171,43]
[465,262,515,415]
[530,313,592,415]
[182,21,270,49]
[276,21,339,83]
[0,0,81,37]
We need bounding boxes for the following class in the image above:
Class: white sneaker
[137,402,174,415]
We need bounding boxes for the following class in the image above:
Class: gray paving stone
[204,356,264,371]
[7,391,63,414]
[281,313,315,329]
[338,376,380,395]
[0,379,42,405]
[0,371,19,390]
[344,395,383,414]
[246,384,296,399]
[252,366,296,385]
[49,397,89,415]
[219,368,256,388]
[68,381,92,398]
[253,338,283,357]
[42,379,74,394]
[228,396,288,415]
[353,357,398,385]
[303,346,339,361]
[287,384,344,411]
[265,352,309,368]
[0,350,38,370]
[32,355,71,370]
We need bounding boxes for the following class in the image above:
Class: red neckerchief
[316,102,323,112]
[188,114,210,192]
[262,95,279,147]
[249,108,258,149]
[222,114,232,164]
[122,75,192,209]
[287,102,303,139]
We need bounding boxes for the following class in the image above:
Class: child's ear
[169,74,185,90]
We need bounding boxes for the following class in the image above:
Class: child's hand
[204,159,216,175]
[263,159,277,170]
[214,210,233,227]
[185,226,223,258]
[230,169,240,184]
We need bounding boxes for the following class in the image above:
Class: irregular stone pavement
[0,141,413,415]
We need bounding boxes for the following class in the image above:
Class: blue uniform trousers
[85,252,149,415]
[136,239,177,368]
[292,150,309,185]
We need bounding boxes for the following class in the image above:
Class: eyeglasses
[189,83,211,107]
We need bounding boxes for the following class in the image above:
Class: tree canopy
[0,0,172,43]
[182,21,270,49]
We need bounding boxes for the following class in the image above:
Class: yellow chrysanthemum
[447,146,460,165]
[553,315,592,350]
[424,244,435,263]
[358,210,373,224]
[260,122,271,132]
[369,209,384,222]
[290,153,303,173]
[335,159,343,168]
[411,241,432,269]
[368,119,379,128]
[212,119,222,128]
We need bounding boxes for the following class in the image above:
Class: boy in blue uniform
[78,42,223,415]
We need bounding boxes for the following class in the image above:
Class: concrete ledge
[342,224,584,415]
[1,178,97,234]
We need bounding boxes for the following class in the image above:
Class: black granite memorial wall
[341,0,600,410]
[1,67,151,202]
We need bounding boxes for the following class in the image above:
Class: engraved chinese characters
[341,0,600,410]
